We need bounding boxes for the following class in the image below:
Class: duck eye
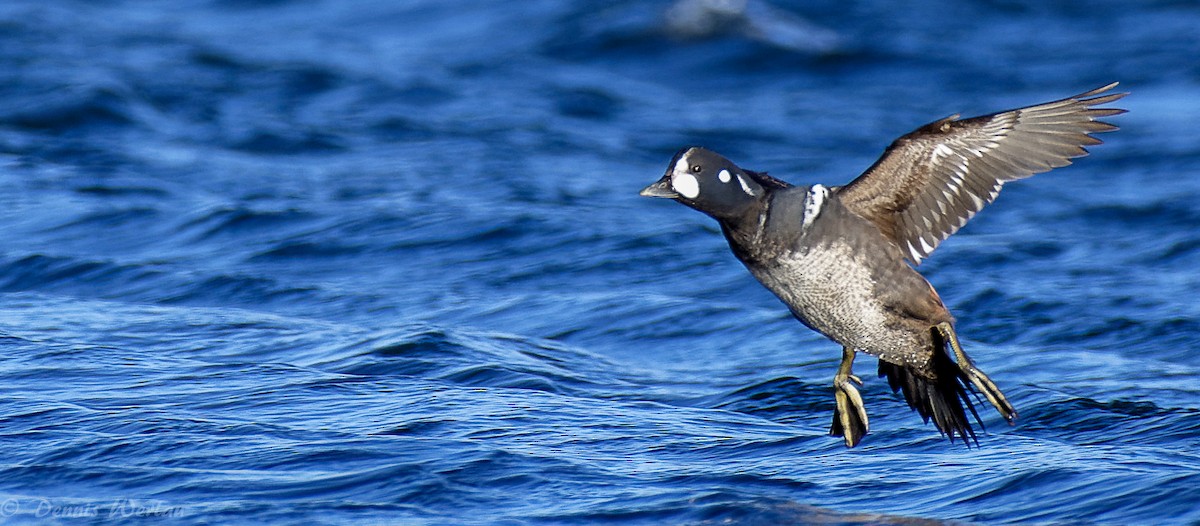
[690,164,702,174]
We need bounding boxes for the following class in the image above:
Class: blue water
[1,0,1198,524]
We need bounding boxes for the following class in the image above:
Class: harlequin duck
[640,84,1126,447]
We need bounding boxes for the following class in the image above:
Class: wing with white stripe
[835,83,1126,264]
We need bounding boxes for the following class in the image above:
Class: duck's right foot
[830,346,869,447]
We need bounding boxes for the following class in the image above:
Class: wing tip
[1072,82,1128,136]
[1076,81,1129,108]
[1076,81,1122,97]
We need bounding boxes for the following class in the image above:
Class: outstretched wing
[835,83,1127,264]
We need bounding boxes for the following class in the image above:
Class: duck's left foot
[830,346,869,447]
[935,322,1018,424]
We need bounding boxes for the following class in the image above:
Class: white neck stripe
[802,184,827,229]
[736,174,756,196]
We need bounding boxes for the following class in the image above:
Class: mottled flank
[1,0,1199,525]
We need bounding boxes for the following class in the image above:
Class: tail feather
[878,330,985,445]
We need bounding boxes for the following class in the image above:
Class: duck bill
[639,177,679,199]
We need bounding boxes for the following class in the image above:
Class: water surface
[1,0,1198,524]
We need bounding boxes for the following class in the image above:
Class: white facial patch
[802,184,828,229]
[670,153,701,199]
[672,155,690,178]
[672,172,700,199]
[718,169,731,183]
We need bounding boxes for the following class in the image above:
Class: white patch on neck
[718,169,731,183]
[672,172,700,199]
[802,184,828,229]
[736,174,756,196]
